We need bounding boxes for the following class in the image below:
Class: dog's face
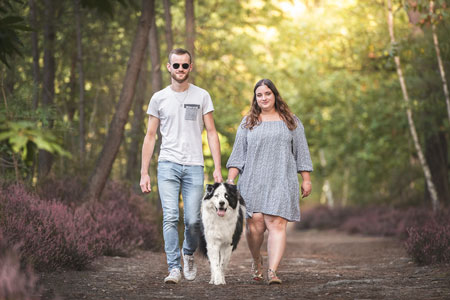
[203,183,240,217]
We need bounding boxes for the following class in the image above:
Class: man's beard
[171,72,189,83]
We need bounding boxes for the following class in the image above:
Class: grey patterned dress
[226,116,313,222]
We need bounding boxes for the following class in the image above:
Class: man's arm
[203,112,223,183]
[140,115,160,193]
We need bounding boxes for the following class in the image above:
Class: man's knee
[163,211,179,225]
[185,220,201,233]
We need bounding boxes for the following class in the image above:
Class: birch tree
[387,0,439,211]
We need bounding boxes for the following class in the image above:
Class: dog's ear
[204,184,215,200]
[225,183,245,207]
[225,182,237,192]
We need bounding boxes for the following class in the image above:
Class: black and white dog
[198,182,245,285]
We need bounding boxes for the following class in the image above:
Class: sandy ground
[38,227,450,299]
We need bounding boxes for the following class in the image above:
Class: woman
[226,79,313,284]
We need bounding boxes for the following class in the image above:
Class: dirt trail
[39,228,450,299]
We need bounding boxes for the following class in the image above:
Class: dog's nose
[219,201,225,207]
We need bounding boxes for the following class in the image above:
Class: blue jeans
[157,161,204,271]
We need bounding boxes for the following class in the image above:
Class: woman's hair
[244,79,297,130]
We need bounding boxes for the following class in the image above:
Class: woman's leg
[264,215,288,272]
[246,213,266,275]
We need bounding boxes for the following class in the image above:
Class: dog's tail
[197,221,208,258]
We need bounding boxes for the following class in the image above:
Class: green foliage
[1,0,449,206]
[0,0,30,68]
[0,119,71,161]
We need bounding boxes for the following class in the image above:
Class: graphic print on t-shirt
[184,104,200,121]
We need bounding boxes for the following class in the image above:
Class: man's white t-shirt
[147,84,214,166]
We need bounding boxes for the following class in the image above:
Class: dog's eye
[224,193,229,200]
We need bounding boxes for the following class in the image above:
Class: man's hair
[168,48,192,63]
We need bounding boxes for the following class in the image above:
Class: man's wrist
[226,178,235,184]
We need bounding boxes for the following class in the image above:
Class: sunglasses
[172,63,190,70]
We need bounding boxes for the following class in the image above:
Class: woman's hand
[301,180,312,198]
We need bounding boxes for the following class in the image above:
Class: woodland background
[1,0,449,207]
[0,0,449,297]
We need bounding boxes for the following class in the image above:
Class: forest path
[39,228,450,299]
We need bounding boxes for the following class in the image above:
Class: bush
[100,181,161,251]
[37,176,85,207]
[0,182,160,271]
[405,210,450,265]
[0,230,39,300]
[0,184,99,271]
[339,207,433,237]
[297,205,450,265]
[88,182,160,255]
[298,205,434,238]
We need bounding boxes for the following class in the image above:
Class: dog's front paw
[213,279,226,285]
[212,274,226,285]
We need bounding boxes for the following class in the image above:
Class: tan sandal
[268,269,282,285]
[251,256,264,281]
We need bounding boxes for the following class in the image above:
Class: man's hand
[213,168,223,183]
[140,174,152,193]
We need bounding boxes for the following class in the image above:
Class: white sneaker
[182,250,197,280]
[164,268,181,284]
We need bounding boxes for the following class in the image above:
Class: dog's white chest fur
[199,183,244,285]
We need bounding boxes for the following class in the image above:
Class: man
[140,48,223,284]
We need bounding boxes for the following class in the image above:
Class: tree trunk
[319,149,334,208]
[342,168,349,206]
[125,1,164,182]
[85,0,154,201]
[74,0,86,163]
[86,86,100,161]
[29,0,40,110]
[38,0,55,180]
[162,0,174,53]
[386,0,439,211]
[148,11,163,154]
[425,131,450,205]
[125,52,148,182]
[148,10,163,212]
[185,0,195,82]
[430,1,450,123]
